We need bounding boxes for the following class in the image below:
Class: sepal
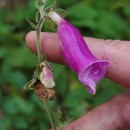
[45,16,58,31]
[54,8,68,18]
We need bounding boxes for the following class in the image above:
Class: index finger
[25,31,130,88]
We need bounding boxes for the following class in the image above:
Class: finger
[26,31,63,64]
[25,31,130,88]
[25,31,107,63]
[64,91,130,130]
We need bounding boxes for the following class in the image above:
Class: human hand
[25,31,130,130]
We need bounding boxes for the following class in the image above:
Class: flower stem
[36,27,42,63]
[44,100,57,130]
[36,16,47,62]
[36,16,56,130]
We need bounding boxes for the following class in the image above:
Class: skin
[26,31,130,130]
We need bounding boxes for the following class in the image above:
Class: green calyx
[27,0,67,31]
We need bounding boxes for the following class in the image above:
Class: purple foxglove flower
[40,62,55,88]
[48,12,109,94]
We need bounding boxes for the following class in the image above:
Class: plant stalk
[44,100,57,130]
[36,16,56,130]
[36,27,42,63]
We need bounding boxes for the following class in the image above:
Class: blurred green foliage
[0,0,130,129]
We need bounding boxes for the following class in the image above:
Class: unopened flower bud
[40,62,55,88]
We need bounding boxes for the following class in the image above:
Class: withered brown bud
[34,83,56,101]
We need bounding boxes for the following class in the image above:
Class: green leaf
[26,18,36,29]
[45,0,56,10]
[35,11,40,23]
[23,78,36,91]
